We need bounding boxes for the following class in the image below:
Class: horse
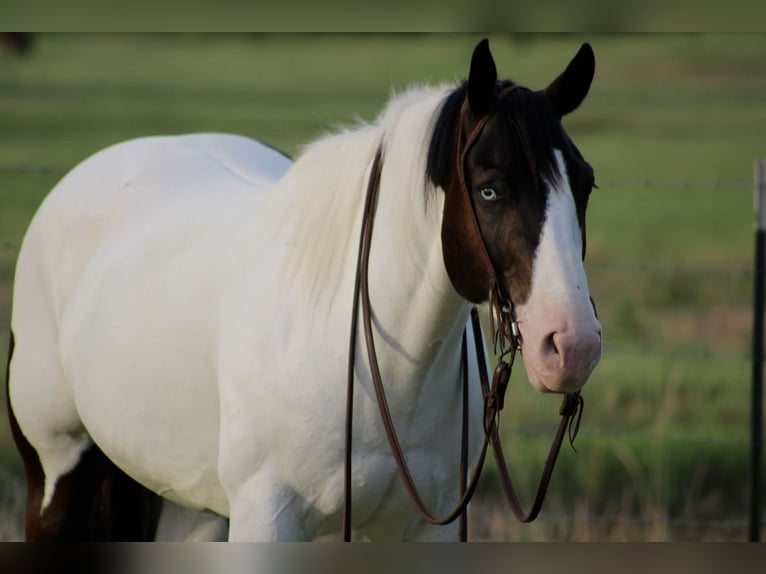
[5,38,602,541]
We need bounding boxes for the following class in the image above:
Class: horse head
[428,39,602,394]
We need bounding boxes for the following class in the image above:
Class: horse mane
[277,121,381,309]
[278,85,449,310]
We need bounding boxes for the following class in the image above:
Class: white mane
[277,84,453,311]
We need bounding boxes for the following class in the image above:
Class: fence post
[750,159,766,542]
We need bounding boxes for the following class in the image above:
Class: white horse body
[10,88,489,540]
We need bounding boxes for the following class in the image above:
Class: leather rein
[343,88,584,542]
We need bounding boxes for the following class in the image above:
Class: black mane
[426,82,468,190]
[426,81,564,192]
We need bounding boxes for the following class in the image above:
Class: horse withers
[6,38,601,541]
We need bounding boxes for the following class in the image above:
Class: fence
[749,159,765,541]
[0,163,763,541]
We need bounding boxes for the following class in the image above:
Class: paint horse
[6,39,602,541]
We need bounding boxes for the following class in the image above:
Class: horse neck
[363,98,470,387]
[277,86,469,382]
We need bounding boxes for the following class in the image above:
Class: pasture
[1,33,765,541]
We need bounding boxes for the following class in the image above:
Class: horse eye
[480,187,498,201]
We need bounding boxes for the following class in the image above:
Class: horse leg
[358,512,459,541]
[7,330,161,540]
[26,443,161,541]
[92,449,163,541]
[154,499,228,541]
[225,473,309,541]
[405,520,460,542]
[5,330,46,540]
[9,417,162,540]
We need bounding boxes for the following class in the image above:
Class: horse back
[16,133,290,326]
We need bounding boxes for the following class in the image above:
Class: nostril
[545,332,560,356]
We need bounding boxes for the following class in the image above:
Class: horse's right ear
[467,39,497,115]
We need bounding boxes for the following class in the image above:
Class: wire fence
[470,503,756,535]
[0,168,761,539]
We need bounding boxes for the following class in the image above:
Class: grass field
[1,33,765,541]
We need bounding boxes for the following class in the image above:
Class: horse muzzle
[518,314,602,394]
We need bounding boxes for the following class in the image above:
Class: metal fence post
[750,159,765,541]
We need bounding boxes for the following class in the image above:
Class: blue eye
[480,187,498,201]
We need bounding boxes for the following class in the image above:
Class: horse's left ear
[467,38,497,115]
[543,43,595,118]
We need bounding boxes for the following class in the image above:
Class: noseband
[343,87,584,542]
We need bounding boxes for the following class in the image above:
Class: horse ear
[467,38,497,115]
[544,43,595,118]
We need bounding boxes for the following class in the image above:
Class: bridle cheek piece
[343,88,584,542]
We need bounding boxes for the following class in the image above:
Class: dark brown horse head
[427,39,602,394]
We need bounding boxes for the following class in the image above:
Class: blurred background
[1,33,765,541]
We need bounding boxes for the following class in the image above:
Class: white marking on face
[515,149,602,393]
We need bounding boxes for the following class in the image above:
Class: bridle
[343,86,585,542]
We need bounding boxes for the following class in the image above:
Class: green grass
[2,33,765,541]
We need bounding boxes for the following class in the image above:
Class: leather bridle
[343,87,584,542]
